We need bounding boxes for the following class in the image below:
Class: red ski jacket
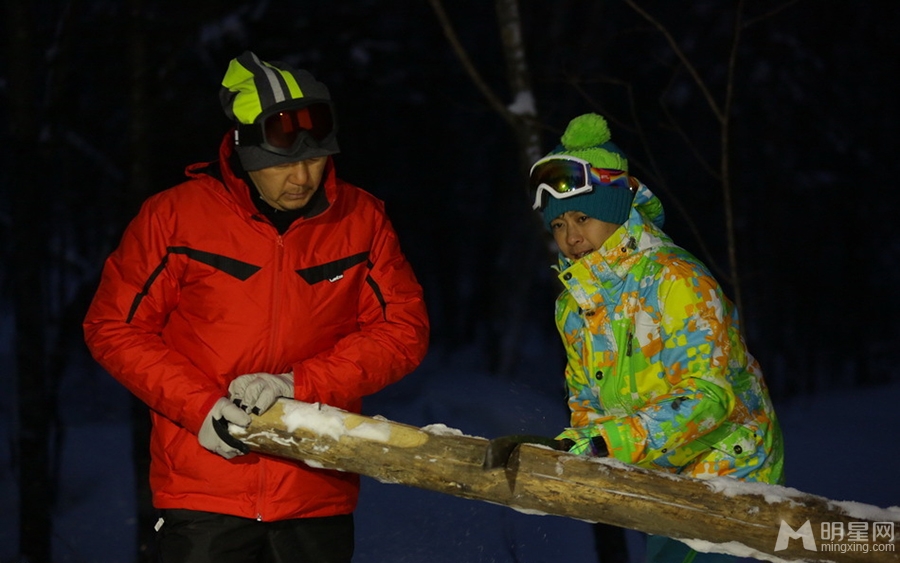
[83,133,429,521]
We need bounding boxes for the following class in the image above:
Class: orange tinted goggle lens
[262,103,334,149]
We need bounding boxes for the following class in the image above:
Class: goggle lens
[529,156,631,210]
[262,103,334,150]
[529,157,593,210]
[529,159,589,196]
[237,101,336,156]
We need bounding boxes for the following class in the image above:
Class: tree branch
[425,0,518,128]
[624,0,725,123]
[721,0,745,313]
[743,0,802,28]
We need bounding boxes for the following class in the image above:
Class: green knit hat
[539,113,633,229]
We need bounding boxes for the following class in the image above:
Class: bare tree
[6,2,53,560]
[128,1,157,559]
[618,0,799,315]
[623,0,751,312]
[427,0,551,375]
[427,0,543,172]
[424,6,648,556]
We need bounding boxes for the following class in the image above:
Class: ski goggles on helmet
[529,155,630,210]
[236,100,336,156]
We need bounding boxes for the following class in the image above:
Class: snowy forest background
[2,1,899,562]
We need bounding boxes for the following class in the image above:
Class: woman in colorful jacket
[83,52,429,563]
[529,113,784,563]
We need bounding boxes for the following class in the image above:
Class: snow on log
[229,399,899,563]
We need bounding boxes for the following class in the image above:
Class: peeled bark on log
[230,399,899,563]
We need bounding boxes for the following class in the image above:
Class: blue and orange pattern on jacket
[553,184,784,484]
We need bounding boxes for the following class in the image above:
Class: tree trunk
[494,0,542,170]
[427,0,553,375]
[128,0,156,559]
[491,0,548,375]
[230,399,900,563]
[6,2,52,561]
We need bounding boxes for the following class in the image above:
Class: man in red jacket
[83,51,430,562]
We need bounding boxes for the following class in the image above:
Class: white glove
[198,397,252,459]
[228,372,294,415]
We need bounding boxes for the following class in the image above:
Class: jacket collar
[555,211,668,313]
[185,131,339,224]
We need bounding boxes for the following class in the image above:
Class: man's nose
[286,161,311,183]
[566,224,584,246]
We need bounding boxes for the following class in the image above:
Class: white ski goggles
[529,156,630,211]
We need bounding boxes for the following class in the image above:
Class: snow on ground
[356,361,900,563]
[352,359,606,563]
[774,385,900,508]
[1,348,898,562]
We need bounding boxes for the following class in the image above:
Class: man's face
[247,156,328,211]
[550,211,620,260]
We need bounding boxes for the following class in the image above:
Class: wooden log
[230,399,899,563]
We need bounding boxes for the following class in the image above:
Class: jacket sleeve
[596,265,737,465]
[290,209,429,408]
[83,196,223,434]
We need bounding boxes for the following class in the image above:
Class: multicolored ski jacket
[554,184,784,484]
[83,132,430,521]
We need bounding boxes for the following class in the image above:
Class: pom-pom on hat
[539,113,633,229]
[220,51,340,171]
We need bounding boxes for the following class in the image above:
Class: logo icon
[775,520,817,552]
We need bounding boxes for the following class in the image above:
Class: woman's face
[549,211,620,260]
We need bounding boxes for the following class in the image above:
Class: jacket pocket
[696,421,762,460]
[295,252,369,284]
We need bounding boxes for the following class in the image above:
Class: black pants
[593,522,629,563]
[156,509,354,563]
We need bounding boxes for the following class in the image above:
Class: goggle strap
[235,123,264,147]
